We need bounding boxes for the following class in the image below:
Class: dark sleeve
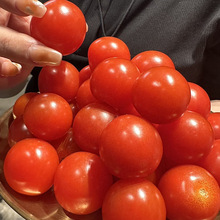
[199,20,220,100]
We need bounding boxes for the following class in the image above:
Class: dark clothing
[28,0,220,99]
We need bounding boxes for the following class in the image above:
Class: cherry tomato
[79,65,92,86]
[132,66,191,124]
[88,36,131,71]
[38,61,80,103]
[30,0,86,55]
[23,93,73,141]
[75,79,98,109]
[8,116,34,147]
[99,114,163,179]
[207,112,220,139]
[131,50,175,73]
[4,138,59,196]
[158,165,220,220]
[53,151,113,215]
[198,139,220,186]
[102,178,166,220]
[157,110,214,165]
[72,103,117,154]
[13,92,38,118]
[187,82,211,118]
[90,57,140,110]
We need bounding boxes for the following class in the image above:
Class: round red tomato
[38,60,79,103]
[131,50,175,73]
[187,82,211,118]
[53,151,113,215]
[132,66,191,124]
[4,138,59,195]
[90,57,140,110]
[30,0,86,55]
[72,103,117,154]
[23,93,73,141]
[157,110,214,165]
[207,112,220,139]
[158,165,220,220]
[88,36,131,71]
[99,114,163,179]
[79,65,92,86]
[102,178,166,220]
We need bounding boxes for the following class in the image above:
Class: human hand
[0,0,62,89]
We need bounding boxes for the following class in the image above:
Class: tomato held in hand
[90,57,140,110]
[132,66,191,124]
[54,151,113,215]
[102,178,166,220]
[30,0,86,55]
[4,138,59,196]
[38,60,80,103]
[88,36,131,71]
[23,93,73,141]
[157,110,214,165]
[99,114,163,179]
[158,165,220,220]
[131,50,175,73]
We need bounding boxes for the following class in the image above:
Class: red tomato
[4,138,59,196]
[53,151,113,215]
[131,50,175,73]
[30,0,86,55]
[187,82,211,118]
[207,112,220,139]
[13,92,38,118]
[38,61,80,103]
[102,178,166,220]
[132,66,191,124]
[90,58,140,110]
[72,103,117,154]
[23,93,73,141]
[79,65,92,86]
[75,79,98,109]
[158,165,220,220]
[8,116,34,147]
[157,110,214,165]
[88,36,131,71]
[198,139,220,186]
[99,114,163,179]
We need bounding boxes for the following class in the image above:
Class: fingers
[0,0,47,18]
[0,26,62,67]
[0,57,21,77]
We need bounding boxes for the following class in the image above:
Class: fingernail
[1,62,22,77]
[28,45,62,66]
[16,0,47,18]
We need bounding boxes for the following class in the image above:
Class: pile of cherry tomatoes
[3,0,220,219]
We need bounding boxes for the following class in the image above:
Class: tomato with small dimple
[158,165,220,220]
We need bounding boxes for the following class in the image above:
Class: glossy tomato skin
[102,178,166,220]
[8,116,34,147]
[90,57,140,110]
[72,103,117,154]
[157,110,214,165]
[132,66,191,124]
[158,165,220,220]
[198,139,220,186]
[131,50,175,73]
[23,93,73,141]
[88,36,131,71]
[53,151,113,215]
[30,0,86,55]
[99,114,163,179]
[4,138,59,196]
[79,65,92,86]
[207,112,220,139]
[38,61,80,103]
[187,82,211,118]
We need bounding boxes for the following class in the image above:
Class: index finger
[0,0,47,18]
